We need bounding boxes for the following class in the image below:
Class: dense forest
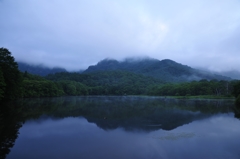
[1,47,240,106]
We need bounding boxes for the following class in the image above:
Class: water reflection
[0,103,23,159]
[3,96,235,131]
[6,114,240,159]
[0,96,239,159]
[234,107,240,119]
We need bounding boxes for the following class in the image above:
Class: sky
[0,0,240,71]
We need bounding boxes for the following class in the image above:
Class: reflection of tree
[233,107,240,120]
[0,98,62,159]
[0,102,23,159]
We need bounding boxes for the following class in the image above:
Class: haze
[0,0,240,72]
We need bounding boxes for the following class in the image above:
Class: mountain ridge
[83,58,231,82]
[17,62,67,76]
[18,57,232,82]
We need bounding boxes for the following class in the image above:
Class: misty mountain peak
[122,57,158,63]
[18,58,231,82]
[83,58,231,82]
[161,59,176,64]
[17,62,67,76]
[98,58,119,65]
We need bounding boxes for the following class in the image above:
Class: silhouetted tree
[232,81,240,98]
[0,68,6,100]
[0,48,22,100]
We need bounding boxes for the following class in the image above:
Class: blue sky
[1,0,240,71]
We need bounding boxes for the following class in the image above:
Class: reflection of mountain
[82,98,233,131]
[86,109,206,131]
[9,96,234,132]
[0,97,235,159]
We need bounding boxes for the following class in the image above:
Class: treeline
[46,72,240,98]
[150,80,239,97]
[1,47,240,102]
[46,71,161,95]
[233,82,240,106]
[22,72,88,97]
[19,70,160,97]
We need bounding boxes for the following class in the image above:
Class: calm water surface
[1,96,240,159]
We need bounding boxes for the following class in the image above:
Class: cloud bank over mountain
[1,0,240,71]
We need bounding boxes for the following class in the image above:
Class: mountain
[18,58,232,82]
[218,70,240,80]
[83,58,231,82]
[17,62,67,76]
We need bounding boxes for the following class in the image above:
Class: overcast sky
[1,0,240,71]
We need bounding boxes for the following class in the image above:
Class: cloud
[0,0,240,71]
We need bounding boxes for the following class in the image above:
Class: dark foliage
[0,69,5,100]
[232,80,240,98]
[150,79,234,96]
[236,96,240,106]
[46,70,162,95]
[0,48,22,100]
[22,72,88,97]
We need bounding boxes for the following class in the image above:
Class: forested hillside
[46,71,162,95]
[18,58,231,82]
[1,48,240,103]
[46,71,240,97]
[22,72,88,97]
[84,58,231,82]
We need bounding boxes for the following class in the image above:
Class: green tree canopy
[232,81,240,98]
[0,48,22,100]
[0,68,6,100]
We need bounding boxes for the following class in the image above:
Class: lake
[1,96,240,159]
